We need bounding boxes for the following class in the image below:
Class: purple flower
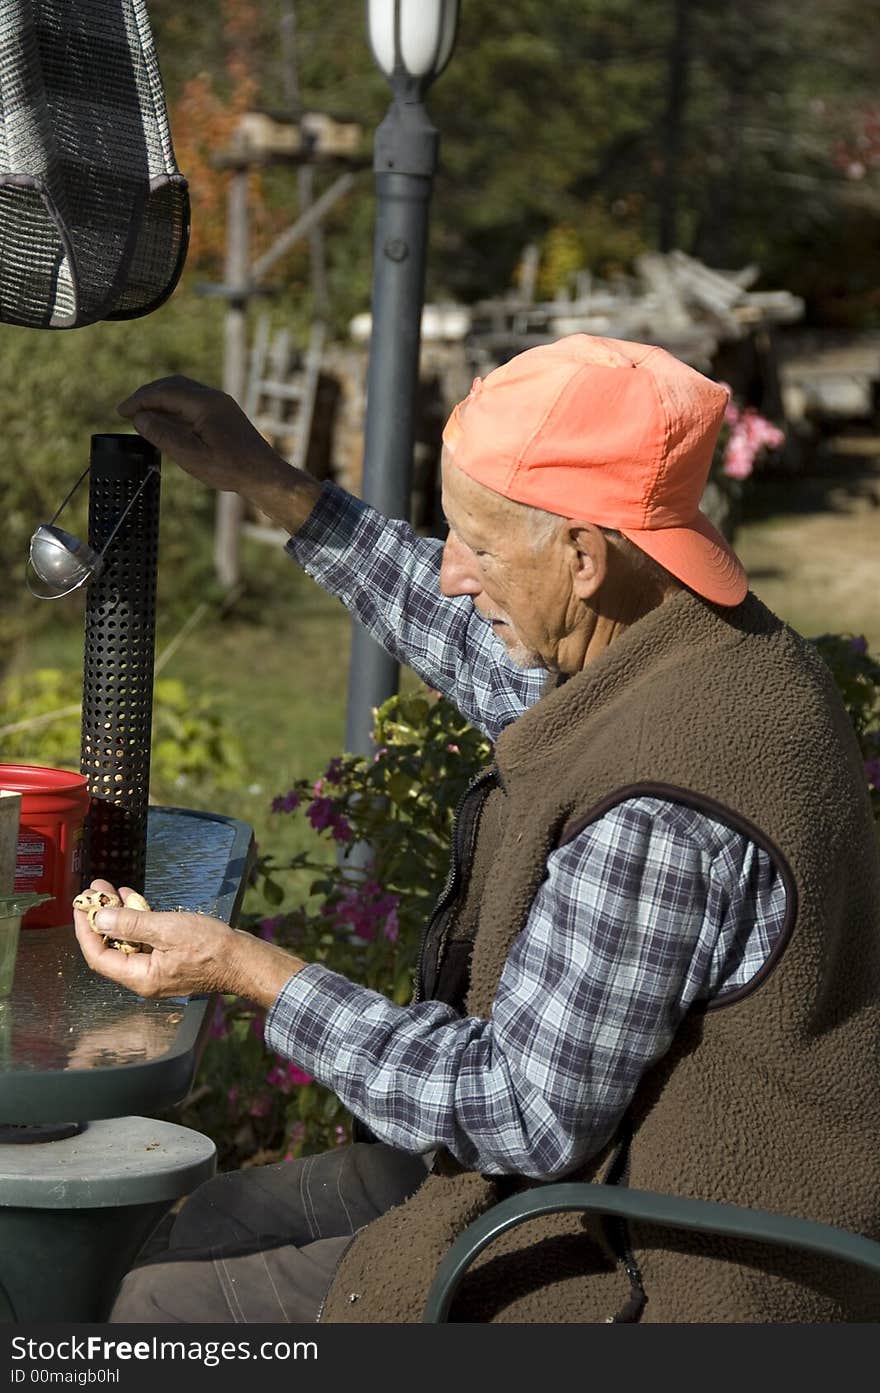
[307,796,337,832]
[865,757,880,792]
[331,815,353,843]
[850,635,869,655]
[272,791,301,814]
[250,1012,265,1040]
[259,916,282,941]
[330,881,400,941]
[324,757,344,785]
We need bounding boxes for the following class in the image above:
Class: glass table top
[0,807,254,1122]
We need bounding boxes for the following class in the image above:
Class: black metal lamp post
[344,0,459,757]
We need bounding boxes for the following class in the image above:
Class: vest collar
[495,589,772,776]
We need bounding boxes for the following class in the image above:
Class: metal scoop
[26,462,158,599]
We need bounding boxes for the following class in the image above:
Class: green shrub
[0,290,225,681]
[809,633,880,823]
[0,667,244,802]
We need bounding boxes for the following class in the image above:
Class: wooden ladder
[242,317,325,546]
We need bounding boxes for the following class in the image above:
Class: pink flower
[722,433,754,480]
[227,1084,240,1110]
[334,1125,348,1146]
[265,1062,313,1093]
[722,409,784,480]
[717,383,738,428]
[248,1095,270,1119]
[446,743,460,754]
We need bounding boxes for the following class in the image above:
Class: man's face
[439,453,583,671]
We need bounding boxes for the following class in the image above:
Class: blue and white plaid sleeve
[265,796,787,1179]
[287,482,545,741]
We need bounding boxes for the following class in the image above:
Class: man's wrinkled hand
[73,879,307,1007]
[73,878,241,999]
[116,374,323,534]
[117,375,285,495]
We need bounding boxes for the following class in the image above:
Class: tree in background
[140,0,880,325]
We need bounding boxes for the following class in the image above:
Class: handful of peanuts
[72,888,153,954]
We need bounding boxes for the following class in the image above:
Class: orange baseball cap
[441,334,748,606]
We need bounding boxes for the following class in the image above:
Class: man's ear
[567,522,608,599]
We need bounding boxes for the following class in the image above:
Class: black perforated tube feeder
[80,434,161,890]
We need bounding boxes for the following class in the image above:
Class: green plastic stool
[0,1116,216,1321]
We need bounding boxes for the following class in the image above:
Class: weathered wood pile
[322,256,880,517]
[466,250,804,376]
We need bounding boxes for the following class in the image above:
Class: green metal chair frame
[422,1182,880,1322]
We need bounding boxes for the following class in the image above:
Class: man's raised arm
[118,375,324,537]
[119,375,543,739]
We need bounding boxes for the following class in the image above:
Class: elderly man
[75,335,880,1324]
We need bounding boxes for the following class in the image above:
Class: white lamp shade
[367,0,459,81]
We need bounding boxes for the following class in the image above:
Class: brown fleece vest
[321,590,880,1323]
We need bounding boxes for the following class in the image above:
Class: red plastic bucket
[0,765,90,928]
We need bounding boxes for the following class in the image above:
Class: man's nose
[439,532,481,597]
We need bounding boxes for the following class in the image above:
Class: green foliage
[0,669,79,769]
[0,291,225,684]
[179,689,491,1167]
[0,668,245,802]
[143,0,880,322]
[150,678,247,796]
[809,634,880,822]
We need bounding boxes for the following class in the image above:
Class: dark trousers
[109,1143,429,1323]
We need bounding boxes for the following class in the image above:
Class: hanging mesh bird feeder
[0,0,188,329]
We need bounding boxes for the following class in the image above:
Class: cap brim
[619,511,748,606]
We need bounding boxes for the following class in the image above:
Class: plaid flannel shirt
[265,484,786,1178]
